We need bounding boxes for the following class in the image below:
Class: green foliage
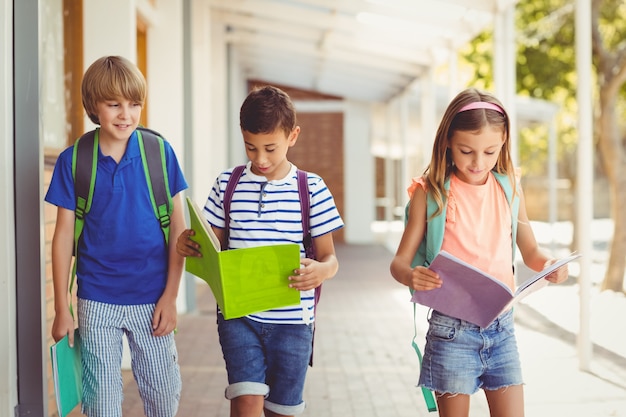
[458,0,626,181]
[460,0,625,178]
[596,0,626,50]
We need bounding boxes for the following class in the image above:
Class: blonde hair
[423,88,516,217]
[81,56,146,125]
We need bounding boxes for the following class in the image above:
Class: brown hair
[81,56,146,125]
[423,88,516,217]
[240,85,296,137]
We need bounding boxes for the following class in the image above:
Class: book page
[186,197,221,252]
[514,253,581,296]
[411,251,581,328]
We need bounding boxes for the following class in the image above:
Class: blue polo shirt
[45,130,188,305]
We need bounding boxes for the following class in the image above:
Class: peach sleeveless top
[409,173,515,291]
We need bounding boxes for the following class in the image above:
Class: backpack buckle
[159,214,171,229]
[75,198,87,220]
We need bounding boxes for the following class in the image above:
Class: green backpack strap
[137,127,173,244]
[72,129,98,252]
[69,129,99,317]
[70,127,172,316]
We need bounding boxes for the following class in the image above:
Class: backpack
[224,165,320,365]
[69,127,172,310]
[405,172,519,412]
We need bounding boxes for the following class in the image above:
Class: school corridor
[100,243,625,417]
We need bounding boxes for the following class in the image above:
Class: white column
[575,0,593,371]
[189,1,224,204]
[343,101,375,243]
[146,1,188,314]
[0,0,18,413]
[419,67,436,170]
[83,1,136,66]
[493,4,518,165]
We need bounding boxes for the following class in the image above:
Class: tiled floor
[68,243,625,417]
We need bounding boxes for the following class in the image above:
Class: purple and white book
[411,251,581,327]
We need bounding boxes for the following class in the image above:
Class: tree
[591,0,626,291]
[461,0,626,292]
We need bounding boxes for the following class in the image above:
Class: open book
[411,251,581,327]
[185,197,301,319]
[50,329,82,417]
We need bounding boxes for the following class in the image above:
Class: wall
[41,1,189,412]
[0,0,18,413]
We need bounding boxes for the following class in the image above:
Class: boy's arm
[51,207,77,345]
[152,192,186,336]
[289,232,339,291]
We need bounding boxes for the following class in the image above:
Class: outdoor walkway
[111,243,625,416]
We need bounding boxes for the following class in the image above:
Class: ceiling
[208,0,516,103]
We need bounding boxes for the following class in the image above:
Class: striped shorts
[77,298,182,417]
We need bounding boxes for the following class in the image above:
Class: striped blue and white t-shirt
[203,162,344,324]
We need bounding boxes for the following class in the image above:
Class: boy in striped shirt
[177,85,344,417]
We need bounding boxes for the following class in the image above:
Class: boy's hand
[152,296,177,337]
[288,258,326,291]
[176,229,202,257]
[51,310,76,346]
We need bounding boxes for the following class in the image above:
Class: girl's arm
[390,187,441,291]
[516,187,569,283]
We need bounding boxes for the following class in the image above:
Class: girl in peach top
[390,88,569,417]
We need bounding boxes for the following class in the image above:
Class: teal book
[185,197,301,319]
[50,329,82,417]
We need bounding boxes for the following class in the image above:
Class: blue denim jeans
[217,314,313,415]
[418,309,523,395]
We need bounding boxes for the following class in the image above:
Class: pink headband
[458,101,504,115]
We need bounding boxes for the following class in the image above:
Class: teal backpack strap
[406,173,519,412]
[411,302,438,412]
[137,127,173,244]
[405,179,450,413]
[70,128,99,316]
[492,172,520,260]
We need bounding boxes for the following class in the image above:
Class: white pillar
[494,4,518,165]
[83,0,136,67]
[575,0,593,371]
[343,101,375,243]
[419,67,436,169]
[0,0,18,412]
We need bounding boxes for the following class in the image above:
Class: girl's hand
[410,266,442,291]
[544,259,569,284]
[176,229,202,257]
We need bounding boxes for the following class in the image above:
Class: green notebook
[186,197,301,319]
[50,329,82,417]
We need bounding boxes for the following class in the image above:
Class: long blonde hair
[423,88,516,218]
